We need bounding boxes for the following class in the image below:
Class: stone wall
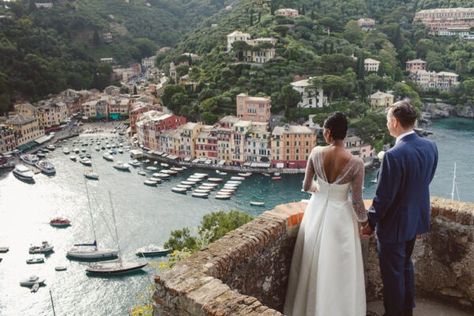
[154,198,474,315]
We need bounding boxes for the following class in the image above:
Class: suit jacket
[368,133,438,243]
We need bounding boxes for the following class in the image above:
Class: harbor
[0,117,473,315]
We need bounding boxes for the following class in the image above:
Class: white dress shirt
[395,130,415,145]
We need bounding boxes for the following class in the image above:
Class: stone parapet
[154,198,474,314]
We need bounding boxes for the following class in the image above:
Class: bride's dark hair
[323,112,348,140]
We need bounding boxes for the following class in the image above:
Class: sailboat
[85,192,147,275]
[66,182,118,261]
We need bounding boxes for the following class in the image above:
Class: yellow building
[369,91,394,108]
[179,122,202,159]
[6,114,44,147]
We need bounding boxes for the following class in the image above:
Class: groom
[362,101,438,316]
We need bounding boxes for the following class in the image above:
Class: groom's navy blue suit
[368,132,438,316]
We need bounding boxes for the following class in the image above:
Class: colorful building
[369,91,395,108]
[179,122,202,159]
[406,59,427,73]
[414,8,474,36]
[271,125,316,169]
[6,114,44,147]
[245,122,270,162]
[195,125,218,162]
[231,120,252,165]
[0,124,16,154]
[236,93,271,123]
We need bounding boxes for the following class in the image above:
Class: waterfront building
[130,102,152,135]
[36,101,68,128]
[159,129,181,156]
[411,70,459,91]
[236,93,271,123]
[6,114,44,147]
[369,91,395,108]
[413,8,474,36]
[357,18,376,31]
[0,124,16,154]
[195,125,218,162]
[364,58,380,72]
[104,86,121,96]
[406,59,427,73]
[61,89,94,116]
[179,122,202,159]
[136,111,186,151]
[82,100,97,119]
[271,125,316,169]
[231,120,252,165]
[215,125,233,164]
[95,97,110,120]
[345,135,374,159]
[245,122,271,163]
[290,78,328,108]
[109,97,130,120]
[14,102,38,118]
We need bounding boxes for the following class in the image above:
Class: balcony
[154,197,473,315]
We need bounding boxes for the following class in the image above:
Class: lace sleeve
[302,149,318,193]
[351,158,367,222]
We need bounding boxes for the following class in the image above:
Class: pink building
[406,59,427,73]
[236,93,271,123]
[130,102,153,135]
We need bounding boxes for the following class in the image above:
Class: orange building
[236,93,271,123]
[271,125,316,169]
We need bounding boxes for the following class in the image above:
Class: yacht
[13,165,35,183]
[20,154,39,166]
[103,153,114,161]
[79,158,92,166]
[113,162,130,171]
[19,275,45,287]
[137,170,146,176]
[215,194,231,200]
[29,241,54,254]
[84,171,99,180]
[135,245,171,257]
[35,160,56,175]
[46,144,56,151]
[208,177,224,183]
[144,179,158,186]
[128,159,141,167]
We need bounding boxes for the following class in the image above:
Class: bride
[284,112,368,316]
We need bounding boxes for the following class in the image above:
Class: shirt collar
[395,130,415,145]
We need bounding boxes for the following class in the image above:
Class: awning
[218,160,226,165]
[205,159,212,164]
[250,162,271,168]
[184,157,192,162]
[168,155,178,160]
[17,141,37,152]
[34,135,53,145]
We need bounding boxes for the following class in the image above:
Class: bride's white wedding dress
[284,146,367,316]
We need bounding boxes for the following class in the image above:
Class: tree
[161,85,186,108]
[343,21,363,45]
[198,211,254,244]
[92,30,100,46]
[279,85,302,117]
[163,227,197,252]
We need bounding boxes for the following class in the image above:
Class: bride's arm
[351,158,368,222]
[302,149,318,192]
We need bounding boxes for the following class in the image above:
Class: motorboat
[144,179,158,186]
[250,201,265,207]
[171,187,187,194]
[20,275,45,287]
[46,144,55,151]
[55,266,67,271]
[113,162,130,171]
[171,167,184,172]
[161,169,178,175]
[272,176,282,181]
[186,177,202,183]
[37,152,46,158]
[230,176,245,181]
[216,170,227,175]
[0,247,9,253]
[146,166,157,171]
[176,184,192,190]
[262,173,271,177]
[200,183,218,188]
[35,160,56,175]
[50,217,71,228]
[73,148,80,153]
[128,160,141,167]
[193,189,211,194]
[208,177,224,183]
[29,241,54,254]
[63,147,70,154]
[85,261,148,275]
[149,177,162,183]
[26,258,45,264]
[117,148,123,154]
[84,171,99,180]
[13,164,35,183]
[226,180,242,185]
[192,192,209,198]
[79,158,92,166]
[135,245,171,257]
[103,153,114,161]
[20,154,39,165]
[86,153,91,158]
[193,173,208,178]
[215,194,231,200]
[238,172,252,177]
[160,163,169,167]
[95,146,100,151]
[153,173,170,179]
[181,181,196,186]
[198,185,216,191]
[70,155,77,161]
[137,170,146,176]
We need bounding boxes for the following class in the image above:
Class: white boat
[79,158,92,166]
[26,257,44,264]
[95,146,100,151]
[62,147,70,154]
[84,171,99,180]
[230,176,245,181]
[0,247,9,253]
[149,177,162,182]
[37,152,46,158]
[194,189,211,194]
[208,177,224,183]
[128,160,141,167]
[46,144,55,151]
[29,241,54,254]
[200,183,218,188]
[250,201,265,206]
[171,167,184,172]
[85,193,148,276]
[153,173,170,179]
[55,266,67,271]
[146,166,157,171]
[194,173,208,177]
[181,181,196,186]
[238,172,252,177]
[215,194,231,200]
[160,163,169,167]
[20,154,39,165]
[176,184,192,190]
[35,160,56,175]
[216,170,227,175]
[161,169,178,175]
[118,148,123,154]
[171,187,187,194]
[113,162,130,171]
[192,192,209,198]
[73,148,80,153]
[103,153,114,161]
[67,183,118,261]
[198,185,216,191]
[70,155,77,161]
[226,180,242,185]
[20,275,45,287]
[144,179,158,186]
[186,178,201,183]
[13,164,35,183]
[137,170,146,176]
[135,245,171,257]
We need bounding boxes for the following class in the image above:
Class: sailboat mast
[85,180,98,246]
[451,162,457,201]
[108,191,122,265]
[49,290,56,316]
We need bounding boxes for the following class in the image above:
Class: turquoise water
[0,117,472,315]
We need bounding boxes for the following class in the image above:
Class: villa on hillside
[364,58,380,72]
[414,8,474,36]
[357,18,375,31]
[369,91,394,108]
[290,78,328,108]
[406,59,427,73]
[275,8,299,17]
[227,31,277,64]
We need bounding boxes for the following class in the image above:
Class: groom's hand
[360,222,373,238]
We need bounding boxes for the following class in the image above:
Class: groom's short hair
[389,100,418,128]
